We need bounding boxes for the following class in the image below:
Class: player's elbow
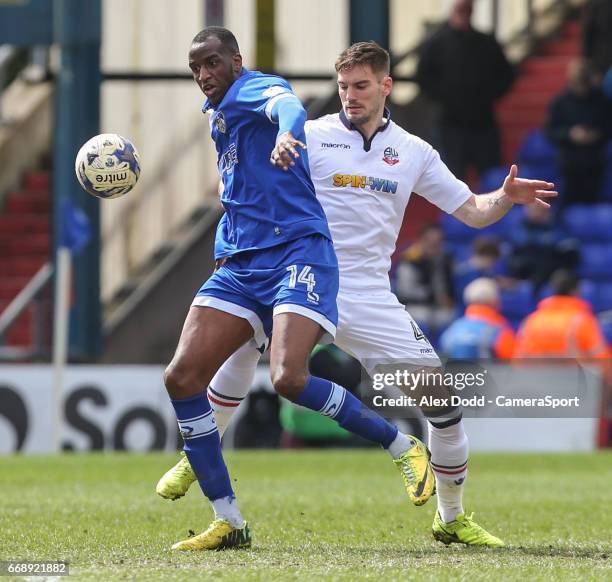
[466,208,494,229]
[470,217,492,229]
[453,197,489,229]
[454,211,488,230]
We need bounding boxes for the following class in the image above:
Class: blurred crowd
[238,0,612,449]
[393,0,612,362]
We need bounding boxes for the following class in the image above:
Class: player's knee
[271,367,308,400]
[164,360,201,400]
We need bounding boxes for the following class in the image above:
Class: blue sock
[171,392,234,501]
[295,376,398,447]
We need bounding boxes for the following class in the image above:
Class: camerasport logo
[382,146,399,165]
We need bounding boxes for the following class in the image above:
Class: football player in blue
[165,27,435,551]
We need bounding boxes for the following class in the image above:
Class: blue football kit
[193,68,339,343]
[170,69,417,512]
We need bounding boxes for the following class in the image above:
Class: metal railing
[0,262,53,361]
[98,0,582,306]
[0,44,17,124]
[0,0,583,362]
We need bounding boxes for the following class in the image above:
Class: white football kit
[304,110,471,374]
[208,110,472,391]
[204,111,474,528]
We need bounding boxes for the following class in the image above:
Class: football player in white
[157,41,556,548]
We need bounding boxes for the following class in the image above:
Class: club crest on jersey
[383,146,399,165]
[214,112,226,134]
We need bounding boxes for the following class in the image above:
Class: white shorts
[208,288,443,404]
[335,289,442,377]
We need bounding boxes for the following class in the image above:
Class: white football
[75,133,141,199]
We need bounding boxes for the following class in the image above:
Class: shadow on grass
[508,545,610,560]
[247,543,611,562]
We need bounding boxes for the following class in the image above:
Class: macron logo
[321,142,351,149]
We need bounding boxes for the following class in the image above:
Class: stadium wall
[98,0,564,304]
[0,364,601,454]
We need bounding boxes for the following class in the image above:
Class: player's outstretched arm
[452,164,557,229]
[269,96,307,171]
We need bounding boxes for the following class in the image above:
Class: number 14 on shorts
[286,265,320,304]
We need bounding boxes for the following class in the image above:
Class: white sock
[428,419,468,523]
[208,341,261,436]
[210,496,245,528]
[386,431,415,459]
[212,406,234,437]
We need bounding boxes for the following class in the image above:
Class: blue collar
[339,107,392,151]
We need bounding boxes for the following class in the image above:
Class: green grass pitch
[1,450,610,581]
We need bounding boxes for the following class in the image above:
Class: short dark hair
[335,41,390,76]
[192,26,240,55]
[472,236,500,258]
[550,269,579,296]
[418,222,442,238]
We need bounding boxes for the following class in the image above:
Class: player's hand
[270,131,306,171]
[502,164,558,208]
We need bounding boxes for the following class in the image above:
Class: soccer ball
[75,133,141,199]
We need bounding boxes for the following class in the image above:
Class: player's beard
[347,109,372,127]
[345,99,384,130]
[345,102,373,125]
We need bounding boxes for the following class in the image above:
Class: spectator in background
[394,223,455,335]
[510,203,579,291]
[440,278,515,359]
[545,58,611,206]
[602,66,612,101]
[582,0,612,79]
[514,270,608,359]
[415,0,514,183]
[453,236,509,312]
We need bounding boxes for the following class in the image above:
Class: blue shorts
[193,234,339,347]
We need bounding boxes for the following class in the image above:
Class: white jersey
[305,112,471,292]
[207,111,473,379]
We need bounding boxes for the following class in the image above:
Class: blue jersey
[205,68,331,259]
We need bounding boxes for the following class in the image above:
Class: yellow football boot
[171,519,251,551]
